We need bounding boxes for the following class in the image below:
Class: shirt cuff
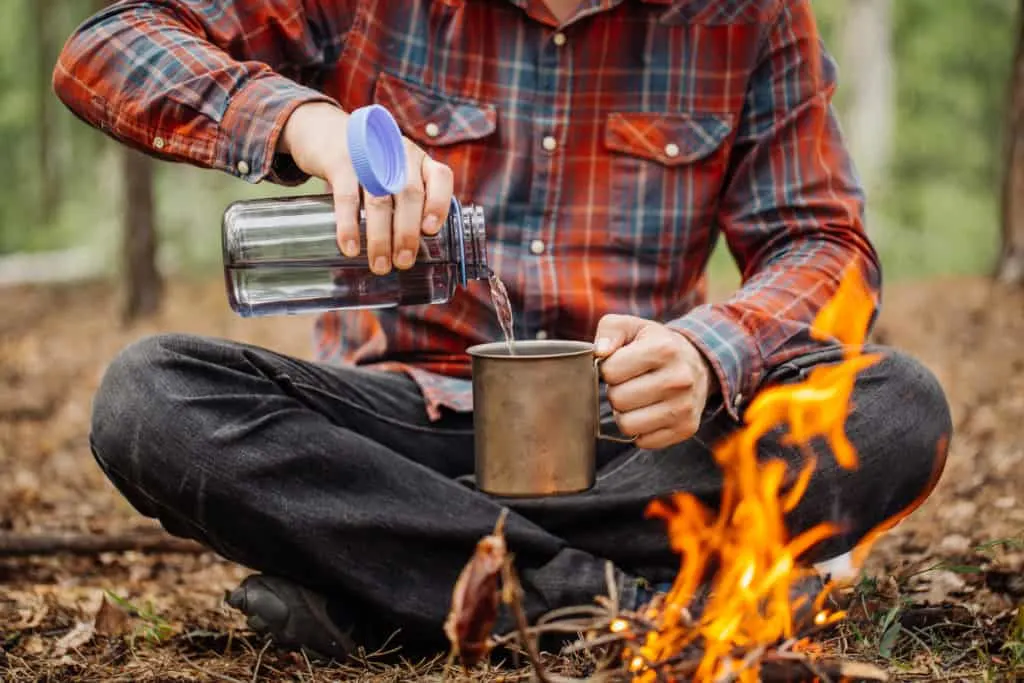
[667,305,765,422]
[217,73,339,185]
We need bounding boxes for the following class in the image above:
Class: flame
[627,265,881,682]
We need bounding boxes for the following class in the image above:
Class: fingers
[392,142,428,270]
[594,314,646,358]
[364,142,454,272]
[614,400,700,446]
[421,155,454,236]
[634,428,685,451]
[600,328,687,386]
[364,190,394,275]
[330,171,362,258]
[606,367,694,414]
[599,340,662,386]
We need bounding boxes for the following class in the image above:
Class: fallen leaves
[52,620,94,657]
[93,595,133,637]
[48,594,134,657]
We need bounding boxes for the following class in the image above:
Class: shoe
[225,574,357,662]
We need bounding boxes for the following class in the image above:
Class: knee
[859,348,952,501]
[90,333,199,468]
[880,349,951,454]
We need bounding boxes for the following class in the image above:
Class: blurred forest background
[0,0,1022,315]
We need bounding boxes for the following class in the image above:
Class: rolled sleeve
[218,75,337,185]
[53,1,353,186]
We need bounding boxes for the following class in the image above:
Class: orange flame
[628,265,880,682]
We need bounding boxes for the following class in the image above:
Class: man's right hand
[278,102,455,275]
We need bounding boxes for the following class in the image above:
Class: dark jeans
[89,334,950,647]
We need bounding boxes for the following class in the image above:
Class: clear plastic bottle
[222,195,488,317]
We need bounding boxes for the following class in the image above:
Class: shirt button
[542,135,557,152]
[530,239,546,255]
[152,136,165,150]
[237,160,250,175]
[664,142,680,158]
[553,32,567,47]
[535,330,549,340]
[425,122,441,138]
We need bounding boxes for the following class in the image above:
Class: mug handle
[593,358,638,443]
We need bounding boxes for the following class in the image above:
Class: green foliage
[0,0,1020,283]
[104,590,174,645]
[878,0,1017,278]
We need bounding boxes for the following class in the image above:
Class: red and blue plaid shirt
[54,0,879,422]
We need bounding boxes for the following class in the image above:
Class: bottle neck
[449,200,489,284]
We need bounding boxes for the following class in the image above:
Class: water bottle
[221,105,490,317]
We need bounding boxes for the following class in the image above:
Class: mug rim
[466,339,595,359]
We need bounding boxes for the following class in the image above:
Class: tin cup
[466,340,634,497]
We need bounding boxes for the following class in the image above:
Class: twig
[535,605,610,624]
[182,654,250,683]
[501,558,553,683]
[251,640,271,683]
[758,655,889,682]
[713,645,767,683]
[559,631,631,655]
[793,653,833,683]
[300,648,317,682]
[604,561,620,612]
[0,530,207,557]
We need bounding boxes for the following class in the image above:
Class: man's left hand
[595,315,715,450]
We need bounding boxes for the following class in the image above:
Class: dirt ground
[1,275,1023,682]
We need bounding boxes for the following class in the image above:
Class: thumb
[594,314,646,358]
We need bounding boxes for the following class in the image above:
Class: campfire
[445,264,901,682]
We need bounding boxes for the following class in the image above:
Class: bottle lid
[346,104,408,197]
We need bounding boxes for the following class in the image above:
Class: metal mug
[466,339,634,497]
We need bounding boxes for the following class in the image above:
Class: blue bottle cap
[346,104,408,197]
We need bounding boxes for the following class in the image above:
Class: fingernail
[396,249,415,268]
[596,338,611,355]
[343,240,358,256]
[373,256,389,273]
[422,215,439,233]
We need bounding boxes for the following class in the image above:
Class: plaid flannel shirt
[54,0,879,422]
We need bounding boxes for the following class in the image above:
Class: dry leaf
[443,510,508,669]
[21,635,45,655]
[13,602,48,630]
[53,620,95,656]
[94,596,132,637]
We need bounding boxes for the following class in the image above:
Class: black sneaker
[225,574,357,662]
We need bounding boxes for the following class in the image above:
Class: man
[54,0,951,663]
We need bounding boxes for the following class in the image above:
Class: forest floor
[1,275,1023,682]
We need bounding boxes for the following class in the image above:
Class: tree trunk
[121,148,162,323]
[34,0,59,221]
[997,0,1024,285]
[88,0,163,320]
[838,0,895,237]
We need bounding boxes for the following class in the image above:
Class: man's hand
[595,315,715,450]
[278,102,455,275]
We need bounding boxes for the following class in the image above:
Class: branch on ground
[0,530,207,557]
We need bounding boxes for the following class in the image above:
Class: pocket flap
[374,72,498,148]
[604,111,734,166]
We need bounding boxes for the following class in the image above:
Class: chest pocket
[602,111,735,263]
[373,71,498,164]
